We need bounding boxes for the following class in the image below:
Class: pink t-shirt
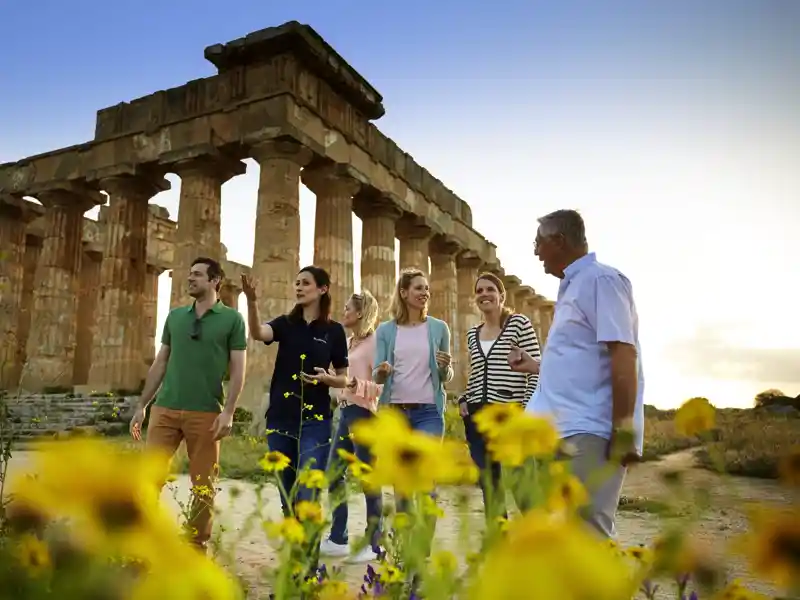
[338,333,382,412]
[390,323,434,405]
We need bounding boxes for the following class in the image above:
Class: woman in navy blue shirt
[242,266,349,514]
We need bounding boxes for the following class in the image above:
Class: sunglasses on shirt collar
[190,318,202,340]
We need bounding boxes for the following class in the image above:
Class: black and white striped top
[460,313,541,407]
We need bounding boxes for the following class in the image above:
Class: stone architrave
[302,164,361,309]
[89,175,169,391]
[455,251,484,391]
[73,251,102,385]
[429,235,461,390]
[0,196,39,389]
[396,214,433,278]
[353,192,402,318]
[25,185,103,390]
[502,275,522,313]
[243,140,313,414]
[169,155,246,310]
[142,265,163,377]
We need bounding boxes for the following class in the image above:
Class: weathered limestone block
[524,293,543,342]
[89,175,169,390]
[169,155,246,309]
[243,140,313,414]
[24,185,103,390]
[73,251,102,385]
[456,252,483,391]
[539,300,555,346]
[429,235,461,389]
[502,275,522,312]
[219,283,240,309]
[0,197,39,389]
[354,192,402,318]
[396,214,434,278]
[302,163,361,308]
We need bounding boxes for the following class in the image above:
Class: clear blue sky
[2,0,798,408]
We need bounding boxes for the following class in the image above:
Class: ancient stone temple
[0,21,555,408]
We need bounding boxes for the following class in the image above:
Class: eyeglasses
[190,318,202,340]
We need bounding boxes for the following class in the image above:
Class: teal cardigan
[372,316,454,416]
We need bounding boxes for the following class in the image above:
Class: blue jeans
[267,418,332,515]
[392,403,444,516]
[327,404,382,549]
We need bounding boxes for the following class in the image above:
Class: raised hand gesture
[241,274,258,302]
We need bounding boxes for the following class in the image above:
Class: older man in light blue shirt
[509,209,644,538]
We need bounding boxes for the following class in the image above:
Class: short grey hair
[537,209,588,249]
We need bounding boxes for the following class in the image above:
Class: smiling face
[295,270,327,306]
[341,297,362,329]
[400,275,430,312]
[474,277,504,315]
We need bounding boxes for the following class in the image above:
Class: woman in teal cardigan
[373,267,454,435]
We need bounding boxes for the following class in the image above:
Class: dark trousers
[266,418,332,515]
[327,404,383,551]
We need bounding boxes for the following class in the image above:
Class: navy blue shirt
[265,315,349,424]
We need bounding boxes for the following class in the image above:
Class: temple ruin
[0,21,555,410]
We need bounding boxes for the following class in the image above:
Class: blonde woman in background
[320,290,384,563]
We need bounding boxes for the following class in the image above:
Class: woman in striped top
[458,271,541,520]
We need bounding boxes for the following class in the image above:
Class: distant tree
[754,388,785,407]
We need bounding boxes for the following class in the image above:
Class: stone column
[243,141,312,413]
[89,175,168,391]
[25,186,101,390]
[502,275,522,313]
[455,251,483,391]
[539,300,555,345]
[514,286,533,321]
[302,164,360,309]
[219,283,240,309]
[429,236,461,391]
[13,235,42,388]
[396,215,432,278]
[525,294,543,341]
[170,156,246,309]
[354,193,402,318]
[0,197,37,389]
[142,266,162,377]
[73,251,102,385]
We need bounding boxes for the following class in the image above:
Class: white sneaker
[346,545,378,564]
[319,538,349,557]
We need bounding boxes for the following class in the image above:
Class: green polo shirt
[154,301,247,413]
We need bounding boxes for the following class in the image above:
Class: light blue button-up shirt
[526,253,645,453]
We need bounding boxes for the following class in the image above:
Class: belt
[392,403,427,411]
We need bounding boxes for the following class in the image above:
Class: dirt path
[6,449,793,598]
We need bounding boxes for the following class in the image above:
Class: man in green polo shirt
[130,256,247,550]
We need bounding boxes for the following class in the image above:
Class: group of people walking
[130,209,645,566]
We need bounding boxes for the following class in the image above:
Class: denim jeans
[327,404,383,550]
[392,403,444,557]
[266,418,332,515]
[463,403,529,520]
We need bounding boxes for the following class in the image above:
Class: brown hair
[390,268,428,325]
[474,272,514,326]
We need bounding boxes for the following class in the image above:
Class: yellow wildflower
[473,403,524,438]
[431,550,459,575]
[258,451,291,473]
[379,564,405,584]
[778,446,800,487]
[674,397,716,436]
[470,510,635,600]
[711,580,770,600]
[393,512,411,530]
[295,500,324,524]
[317,580,352,600]
[336,449,359,464]
[351,407,409,448]
[264,517,306,545]
[486,414,560,466]
[297,469,328,489]
[130,553,241,600]
[16,534,51,573]
[738,504,800,590]
[436,439,479,486]
[367,429,442,495]
[545,474,589,513]
[420,494,444,518]
[625,544,654,566]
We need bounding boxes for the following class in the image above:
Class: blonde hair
[475,272,514,326]
[349,290,379,338]
[391,268,428,325]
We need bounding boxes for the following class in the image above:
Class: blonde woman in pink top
[320,290,383,563]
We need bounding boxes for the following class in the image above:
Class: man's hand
[507,345,540,374]
[435,350,451,370]
[607,423,640,467]
[130,406,146,441]
[241,274,258,302]
[374,361,393,384]
[210,410,235,441]
[346,376,358,391]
